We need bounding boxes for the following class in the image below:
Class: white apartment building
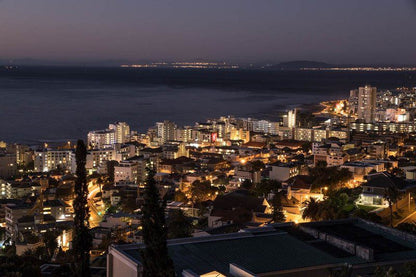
[115,157,147,184]
[85,148,122,173]
[251,120,279,135]
[313,129,327,142]
[109,122,130,144]
[294,128,348,142]
[294,128,313,141]
[174,126,194,142]
[287,109,297,128]
[87,129,116,149]
[34,149,73,172]
[156,120,177,144]
[114,161,139,183]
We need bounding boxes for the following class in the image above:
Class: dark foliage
[0,255,42,277]
[168,209,193,239]
[72,140,92,277]
[272,192,286,223]
[141,168,175,277]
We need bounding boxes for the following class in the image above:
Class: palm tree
[302,198,322,221]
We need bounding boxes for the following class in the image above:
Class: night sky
[1,0,416,65]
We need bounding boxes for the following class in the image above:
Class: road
[395,210,416,227]
[87,183,105,228]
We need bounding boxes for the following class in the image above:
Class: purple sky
[1,0,416,65]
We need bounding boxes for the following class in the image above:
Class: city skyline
[3,1,416,276]
[1,0,416,65]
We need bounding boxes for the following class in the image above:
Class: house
[91,226,112,248]
[341,161,385,183]
[312,142,346,167]
[208,190,271,228]
[43,199,70,221]
[269,162,300,182]
[0,199,22,224]
[158,156,195,174]
[100,212,141,230]
[357,172,407,206]
[200,157,229,171]
[232,168,261,185]
[110,192,121,206]
[283,175,323,203]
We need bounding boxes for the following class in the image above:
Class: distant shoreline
[1,67,414,143]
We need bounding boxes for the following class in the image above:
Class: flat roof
[111,219,416,276]
[118,231,361,275]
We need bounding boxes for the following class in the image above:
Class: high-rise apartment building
[349,89,359,114]
[87,129,116,149]
[109,122,130,144]
[287,109,297,128]
[156,120,177,144]
[357,86,377,123]
[0,154,17,178]
[175,126,194,142]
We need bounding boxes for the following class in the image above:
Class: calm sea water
[0,67,415,143]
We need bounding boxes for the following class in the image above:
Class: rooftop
[110,218,416,276]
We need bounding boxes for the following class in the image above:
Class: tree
[249,160,265,172]
[141,168,175,277]
[353,208,382,223]
[106,160,119,183]
[252,179,281,197]
[0,255,42,277]
[212,175,230,186]
[374,266,400,277]
[120,196,138,213]
[302,188,358,221]
[168,210,193,239]
[43,230,59,259]
[189,180,218,203]
[174,190,187,202]
[373,262,416,277]
[271,192,285,223]
[384,184,400,227]
[72,140,92,277]
[302,197,322,221]
[240,179,253,190]
[403,262,416,277]
[390,167,404,177]
[309,164,353,191]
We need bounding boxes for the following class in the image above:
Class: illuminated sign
[211,132,217,143]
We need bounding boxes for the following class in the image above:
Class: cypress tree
[72,140,92,277]
[141,168,175,277]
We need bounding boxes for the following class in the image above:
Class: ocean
[0,66,415,143]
